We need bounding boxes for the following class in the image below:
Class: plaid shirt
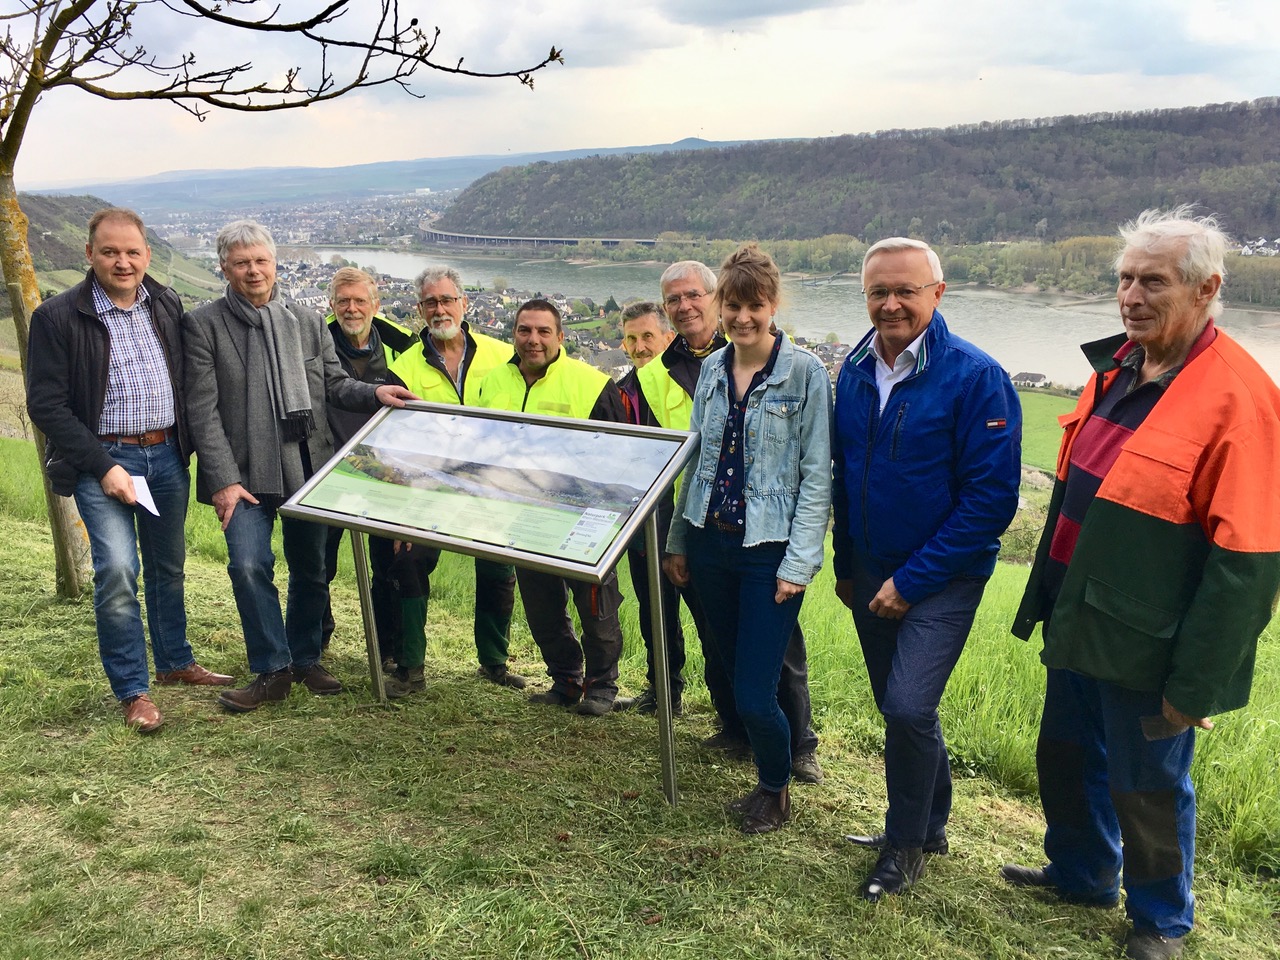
[91,277,175,434]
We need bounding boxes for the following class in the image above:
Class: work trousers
[516,566,623,699]
[1037,667,1197,939]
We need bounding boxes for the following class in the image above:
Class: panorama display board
[280,401,698,582]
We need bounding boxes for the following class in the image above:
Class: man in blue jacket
[832,237,1021,901]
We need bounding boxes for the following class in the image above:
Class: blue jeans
[1037,668,1196,939]
[688,527,804,792]
[73,439,192,701]
[627,532,686,694]
[850,569,987,848]
[222,498,327,674]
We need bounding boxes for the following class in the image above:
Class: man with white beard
[389,267,526,690]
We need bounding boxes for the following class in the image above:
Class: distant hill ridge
[436,98,1280,243]
[29,138,748,214]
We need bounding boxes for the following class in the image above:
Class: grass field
[1,436,1278,960]
[1014,389,1076,473]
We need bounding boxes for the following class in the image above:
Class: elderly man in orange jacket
[1006,207,1280,960]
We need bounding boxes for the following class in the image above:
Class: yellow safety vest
[637,357,694,430]
[390,326,512,406]
[478,353,609,419]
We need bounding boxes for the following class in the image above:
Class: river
[310,248,1280,388]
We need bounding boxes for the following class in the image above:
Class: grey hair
[660,260,717,295]
[620,300,670,331]
[414,265,464,298]
[329,266,379,302]
[216,220,276,263]
[1117,205,1228,317]
[861,237,944,284]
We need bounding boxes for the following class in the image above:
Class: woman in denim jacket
[664,244,832,833]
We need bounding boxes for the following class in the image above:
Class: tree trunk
[2,171,91,598]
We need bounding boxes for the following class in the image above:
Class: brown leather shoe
[123,694,164,733]
[156,662,235,686]
[293,663,343,695]
[218,669,293,713]
[740,786,791,835]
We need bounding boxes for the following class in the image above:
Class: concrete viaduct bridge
[421,228,657,249]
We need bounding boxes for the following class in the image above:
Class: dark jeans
[687,565,819,756]
[516,566,624,699]
[73,437,192,700]
[1038,668,1196,939]
[323,527,403,662]
[222,498,328,675]
[687,527,806,791]
[850,567,986,848]
[626,534,685,693]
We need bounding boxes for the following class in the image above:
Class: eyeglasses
[663,291,707,309]
[334,297,372,309]
[418,295,462,311]
[863,282,940,303]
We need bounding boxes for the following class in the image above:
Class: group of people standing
[26,205,1280,960]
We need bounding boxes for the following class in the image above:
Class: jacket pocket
[1083,576,1181,639]
[1101,428,1200,525]
[1056,409,1086,477]
[762,396,801,446]
[889,402,909,461]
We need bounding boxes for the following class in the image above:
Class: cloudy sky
[14,0,1279,188]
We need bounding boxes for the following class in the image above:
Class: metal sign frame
[279,400,697,805]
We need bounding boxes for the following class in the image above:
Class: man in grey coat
[184,220,414,712]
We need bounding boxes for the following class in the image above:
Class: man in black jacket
[320,267,431,697]
[26,208,233,733]
[616,301,686,714]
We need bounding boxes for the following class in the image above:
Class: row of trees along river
[312,246,1280,390]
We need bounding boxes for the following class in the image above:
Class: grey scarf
[225,285,315,443]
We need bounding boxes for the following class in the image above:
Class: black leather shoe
[860,846,925,902]
[633,685,683,716]
[845,830,949,855]
[999,864,1119,908]
[1123,928,1185,960]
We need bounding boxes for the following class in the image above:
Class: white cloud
[13,0,1280,188]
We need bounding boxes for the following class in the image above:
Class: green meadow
[0,411,1276,959]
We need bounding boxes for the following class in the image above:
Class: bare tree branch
[3,1,563,138]
[0,0,563,597]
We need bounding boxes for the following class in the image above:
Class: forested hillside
[0,194,221,322]
[437,99,1280,242]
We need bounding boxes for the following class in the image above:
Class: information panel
[281,401,697,583]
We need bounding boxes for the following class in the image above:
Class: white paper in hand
[132,476,160,516]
